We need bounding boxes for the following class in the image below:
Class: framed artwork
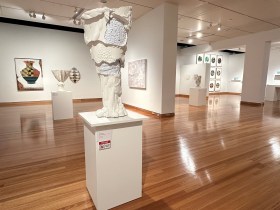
[210,55,217,66]
[215,80,221,91]
[209,80,215,92]
[216,67,222,79]
[128,59,147,89]
[217,55,223,67]
[14,58,43,91]
[196,54,204,64]
[204,54,210,63]
[210,67,216,79]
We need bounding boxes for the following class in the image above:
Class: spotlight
[32,12,36,18]
[196,32,202,38]
[29,11,32,18]
[74,8,78,14]
[217,24,221,31]
[42,13,46,20]
[188,38,193,44]
[73,19,77,24]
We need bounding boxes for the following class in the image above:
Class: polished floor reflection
[1,95,280,209]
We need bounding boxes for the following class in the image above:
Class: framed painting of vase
[14,58,44,91]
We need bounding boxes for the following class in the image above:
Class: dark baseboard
[176,94,189,98]
[124,103,174,118]
[209,92,241,95]
[0,98,102,107]
[240,101,264,106]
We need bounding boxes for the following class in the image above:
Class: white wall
[122,3,178,114]
[179,64,210,95]
[177,48,230,93]
[0,22,101,103]
[267,48,280,85]
[227,54,245,93]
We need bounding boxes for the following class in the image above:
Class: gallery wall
[267,48,280,85]
[176,49,231,94]
[122,3,178,114]
[0,22,101,103]
[179,64,210,95]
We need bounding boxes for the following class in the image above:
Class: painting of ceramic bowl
[22,76,39,84]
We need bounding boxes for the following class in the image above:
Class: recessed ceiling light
[196,32,202,38]
[188,39,193,44]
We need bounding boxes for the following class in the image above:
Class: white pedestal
[51,91,73,120]
[79,110,147,210]
[265,85,280,101]
[189,87,207,106]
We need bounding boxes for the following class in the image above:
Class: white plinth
[189,87,207,106]
[265,85,280,101]
[79,110,147,210]
[51,91,73,120]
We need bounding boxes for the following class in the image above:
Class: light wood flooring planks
[1,95,280,209]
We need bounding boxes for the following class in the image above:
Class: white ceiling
[1,0,280,46]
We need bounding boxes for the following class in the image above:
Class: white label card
[97,130,112,142]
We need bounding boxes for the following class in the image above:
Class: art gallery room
[1,0,280,209]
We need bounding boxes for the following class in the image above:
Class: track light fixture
[217,24,221,31]
[73,18,81,25]
[42,13,46,20]
[29,11,36,18]
[74,7,78,14]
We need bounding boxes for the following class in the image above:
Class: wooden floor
[1,95,280,210]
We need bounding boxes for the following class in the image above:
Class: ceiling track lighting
[72,8,85,25]
[217,24,222,31]
[28,11,46,20]
[73,18,81,25]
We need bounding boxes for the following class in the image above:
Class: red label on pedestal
[99,140,111,150]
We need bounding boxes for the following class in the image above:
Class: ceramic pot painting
[20,61,40,84]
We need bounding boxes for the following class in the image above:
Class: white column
[241,41,271,104]
[123,3,178,116]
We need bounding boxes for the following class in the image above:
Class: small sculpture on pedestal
[81,6,132,118]
[194,74,202,87]
[52,70,71,91]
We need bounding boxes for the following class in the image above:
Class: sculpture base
[79,110,148,210]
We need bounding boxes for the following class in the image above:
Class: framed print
[210,55,217,67]
[209,80,215,92]
[215,80,221,91]
[210,67,216,79]
[196,54,204,64]
[217,55,223,67]
[14,58,43,91]
[204,54,210,63]
[128,59,147,89]
[216,67,222,79]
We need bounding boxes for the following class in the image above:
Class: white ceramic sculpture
[82,6,132,118]
[52,70,71,91]
[194,74,202,87]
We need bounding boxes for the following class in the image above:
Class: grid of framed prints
[196,53,223,92]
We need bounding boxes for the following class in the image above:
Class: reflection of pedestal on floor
[79,110,147,210]
[51,91,73,120]
[265,85,280,101]
[189,88,207,106]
